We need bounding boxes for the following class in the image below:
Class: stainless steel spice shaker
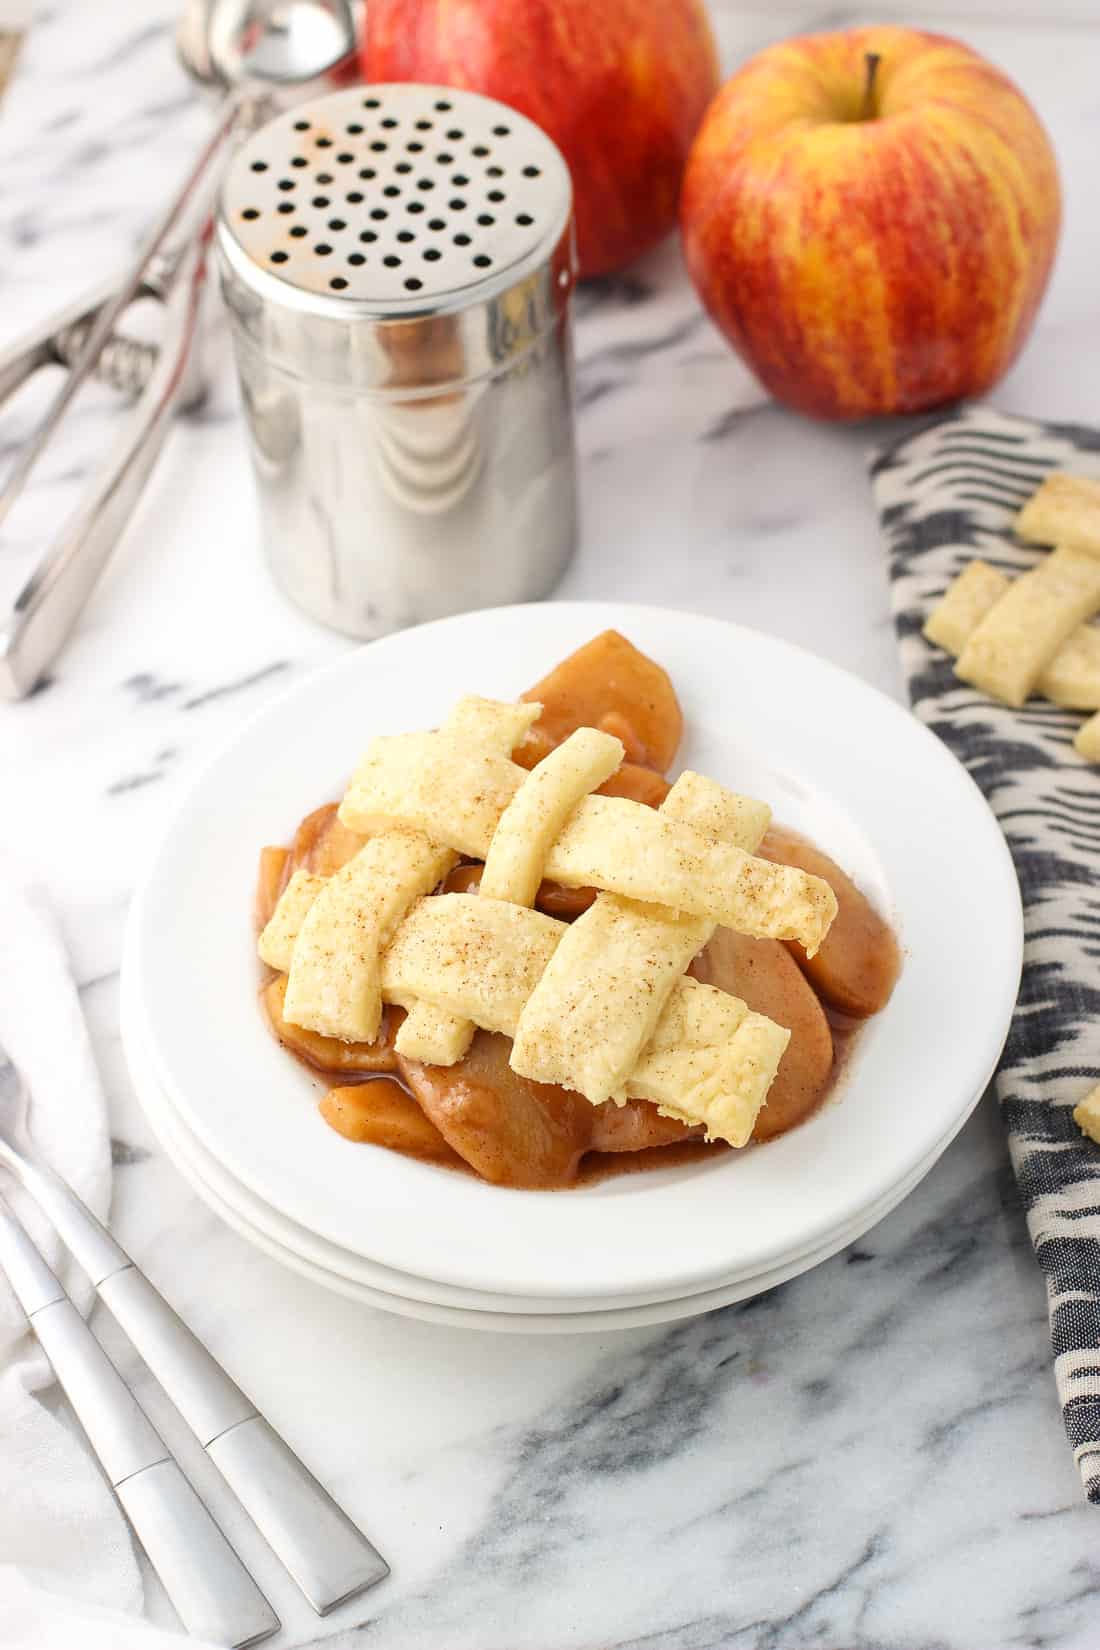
[216,84,577,638]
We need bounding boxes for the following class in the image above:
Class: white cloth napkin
[0,870,384,1650]
[0,870,221,1649]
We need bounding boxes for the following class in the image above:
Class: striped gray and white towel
[870,405,1100,1503]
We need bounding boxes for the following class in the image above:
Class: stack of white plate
[121,604,1022,1334]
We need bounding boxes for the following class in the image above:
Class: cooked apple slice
[590,1100,702,1152]
[535,881,597,920]
[397,1031,592,1188]
[320,1080,461,1163]
[286,802,366,878]
[517,630,683,772]
[690,927,833,1142]
[442,863,484,895]
[597,763,672,806]
[263,975,401,1074]
[759,827,900,1018]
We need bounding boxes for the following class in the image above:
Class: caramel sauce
[576,1138,725,1186]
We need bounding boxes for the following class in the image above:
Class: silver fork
[0,1051,390,1616]
[0,1187,281,1647]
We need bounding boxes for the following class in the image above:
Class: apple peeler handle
[0,86,253,701]
[0,231,211,700]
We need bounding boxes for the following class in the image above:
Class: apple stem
[860,52,881,120]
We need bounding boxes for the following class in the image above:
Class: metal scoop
[0,0,358,700]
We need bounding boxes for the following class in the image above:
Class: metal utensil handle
[0,91,242,539]
[0,233,208,700]
[0,272,125,404]
[3,1144,390,1613]
[0,1198,279,1648]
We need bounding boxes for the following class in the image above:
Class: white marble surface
[2,3,1100,1645]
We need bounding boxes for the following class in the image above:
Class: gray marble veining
[2,3,1100,1645]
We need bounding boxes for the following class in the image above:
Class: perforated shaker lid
[218,84,575,387]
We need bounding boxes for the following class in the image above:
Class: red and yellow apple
[680,27,1061,420]
[361,0,720,278]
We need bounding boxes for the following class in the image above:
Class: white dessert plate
[124,976,996,1326]
[123,970,998,1314]
[126,602,1022,1301]
[125,989,985,1333]
[121,973,804,1311]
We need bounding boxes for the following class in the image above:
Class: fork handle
[8,1150,389,1613]
[0,1200,279,1648]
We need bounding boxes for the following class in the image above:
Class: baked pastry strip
[262,877,789,1144]
[341,727,524,858]
[479,727,624,905]
[1075,711,1100,762]
[541,795,834,952]
[387,695,538,1064]
[444,694,541,754]
[1040,626,1100,710]
[955,547,1100,707]
[925,560,1100,709]
[1074,1082,1100,1144]
[340,702,837,953]
[258,706,610,1050]
[510,772,771,1105]
[257,823,793,1141]
[258,870,328,973]
[923,561,1010,657]
[281,829,457,1042]
[381,894,563,1035]
[379,893,790,1145]
[394,726,624,1065]
[1016,473,1100,555]
[628,982,788,1148]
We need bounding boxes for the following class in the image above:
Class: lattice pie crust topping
[259,697,839,1148]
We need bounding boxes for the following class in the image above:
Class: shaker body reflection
[229,303,576,637]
